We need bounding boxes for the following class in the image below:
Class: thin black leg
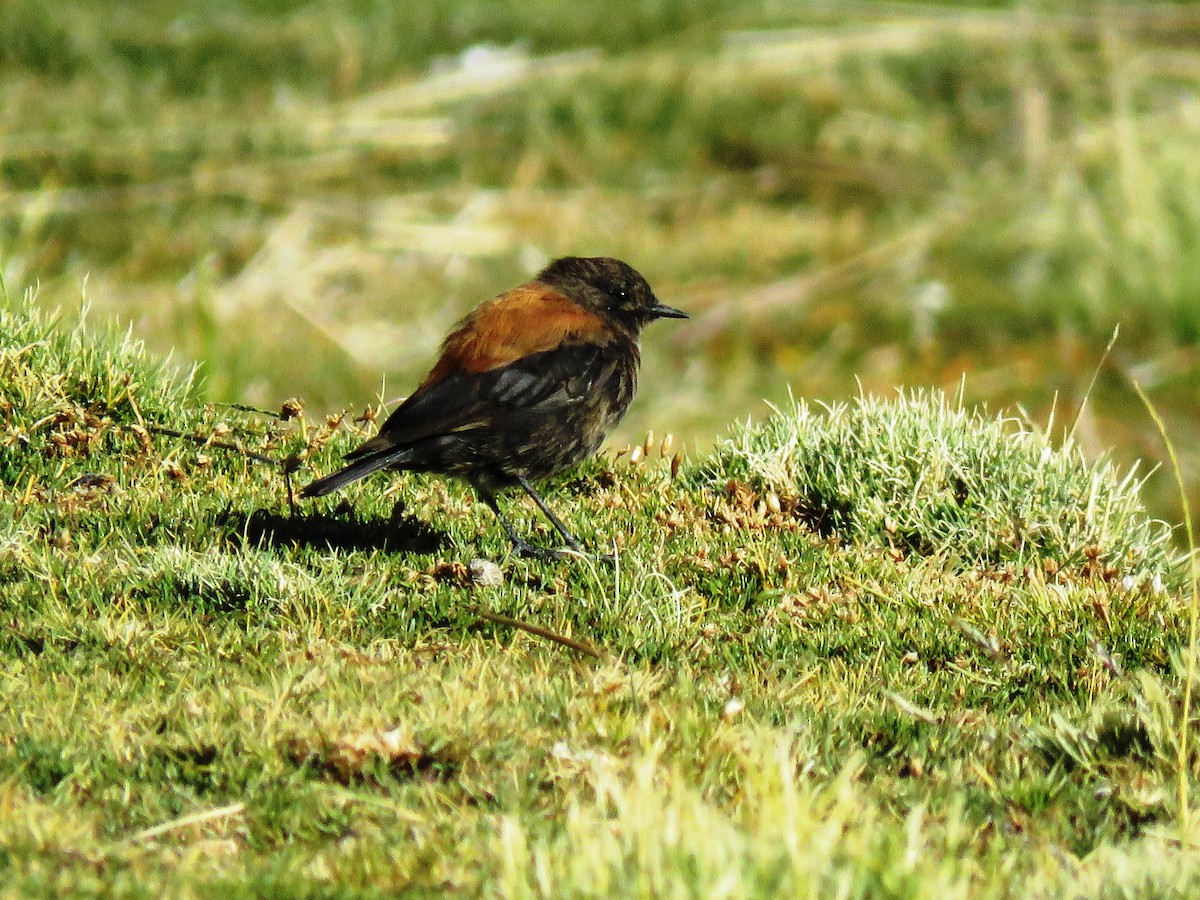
[515,474,586,554]
[477,485,569,560]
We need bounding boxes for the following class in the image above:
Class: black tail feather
[300,447,407,498]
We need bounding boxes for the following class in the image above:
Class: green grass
[3,296,1198,896]
[4,1,1200,893]
[2,1,1199,530]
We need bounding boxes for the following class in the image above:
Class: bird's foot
[509,537,567,560]
[510,538,601,561]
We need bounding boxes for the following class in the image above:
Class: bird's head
[536,256,687,332]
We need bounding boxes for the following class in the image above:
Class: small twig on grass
[146,425,278,466]
[282,453,303,516]
[213,401,283,419]
[474,609,604,659]
[126,802,246,844]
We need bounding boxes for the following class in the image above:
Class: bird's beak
[650,300,688,320]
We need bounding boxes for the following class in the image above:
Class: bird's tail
[299,447,409,498]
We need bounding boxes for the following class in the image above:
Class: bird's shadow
[226,503,448,555]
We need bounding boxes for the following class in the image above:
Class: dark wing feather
[482,341,610,407]
[346,341,613,459]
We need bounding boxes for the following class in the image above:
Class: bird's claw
[510,540,610,562]
[511,540,570,561]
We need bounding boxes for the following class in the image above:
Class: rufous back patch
[420,284,611,387]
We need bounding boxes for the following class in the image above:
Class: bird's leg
[476,485,568,560]
[514,474,587,555]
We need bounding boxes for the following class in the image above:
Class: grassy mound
[695,392,1175,580]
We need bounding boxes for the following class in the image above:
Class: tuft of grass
[0,294,200,483]
[693,390,1176,580]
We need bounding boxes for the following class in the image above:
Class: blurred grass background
[2,0,1198,530]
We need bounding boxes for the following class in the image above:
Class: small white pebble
[721,697,745,720]
[469,558,504,587]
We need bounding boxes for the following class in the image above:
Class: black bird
[301,256,687,558]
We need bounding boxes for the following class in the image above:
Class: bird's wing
[346,283,621,460]
[344,339,619,459]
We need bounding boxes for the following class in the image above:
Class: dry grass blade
[1130,378,1200,833]
[882,690,941,725]
[1068,325,1120,443]
[126,802,246,844]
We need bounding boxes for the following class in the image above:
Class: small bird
[301,256,687,558]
